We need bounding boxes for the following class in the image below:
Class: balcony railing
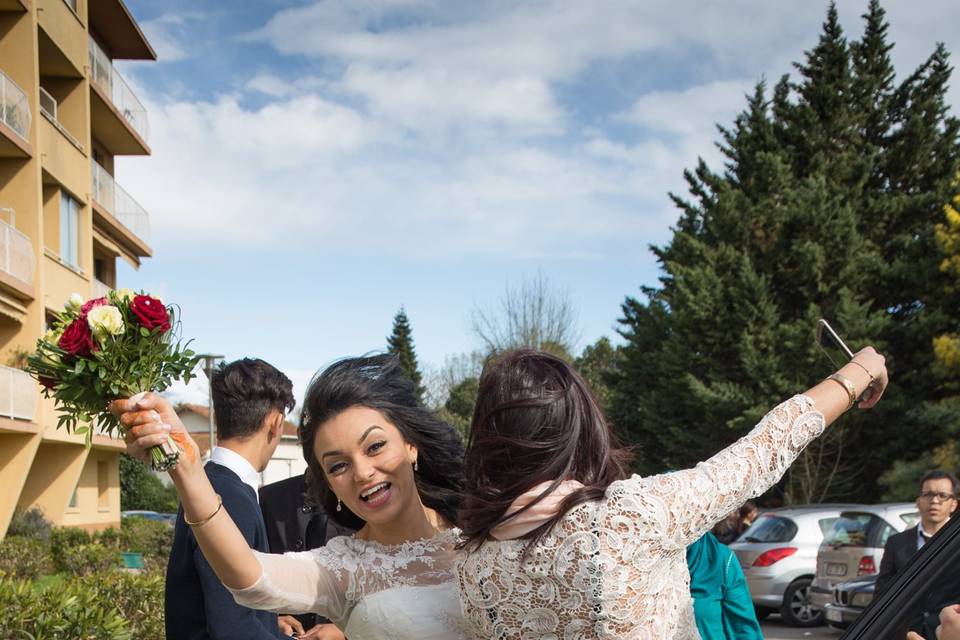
[0,364,37,421]
[0,69,30,142]
[88,37,149,142]
[0,211,35,287]
[92,279,111,299]
[39,87,57,121]
[91,160,152,243]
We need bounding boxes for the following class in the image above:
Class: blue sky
[112,0,960,406]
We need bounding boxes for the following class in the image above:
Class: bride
[116,355,470,639]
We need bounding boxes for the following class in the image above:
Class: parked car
[121,510,176,526]
[809,503,919,616]
[834,510,960,639]
[730,504,858,626]
[821,574,876,630]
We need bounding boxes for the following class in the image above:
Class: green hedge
[0,569,164,639]
[0,519,171,637]
[0,537,51,580]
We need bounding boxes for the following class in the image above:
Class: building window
[97,460,109,509]
[68,487,78,510]
[60,192,81,268]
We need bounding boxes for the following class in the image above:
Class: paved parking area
[761,615,845,639]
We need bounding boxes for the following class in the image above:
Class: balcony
[90,160,152,263]
[0,69,32,158]
[0,0,30,12]
[88,37,149,155]
[0,365,37,421]
[92,278,111,299]
[0,212,35,303]
[88,0,156,61]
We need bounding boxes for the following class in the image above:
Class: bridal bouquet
[25,290,198,470]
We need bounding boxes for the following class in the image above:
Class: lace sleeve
[608,394,825,549]
[227,546,348,624]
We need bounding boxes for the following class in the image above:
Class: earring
[414,458,419,472]
[336,498,342,512]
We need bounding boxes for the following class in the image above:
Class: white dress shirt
[208,446,260,501]
[917,518,949,551]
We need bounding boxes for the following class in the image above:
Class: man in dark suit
[165,358,296,639]
[876,470,958,597]
[259,474,354,639]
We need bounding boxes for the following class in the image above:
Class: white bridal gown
[230,528,470,640]
[456,395,826,639]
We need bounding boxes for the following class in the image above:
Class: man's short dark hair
[919,470,960,496]
[211,358,295,441]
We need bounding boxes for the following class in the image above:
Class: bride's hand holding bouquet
[25,290,199,470]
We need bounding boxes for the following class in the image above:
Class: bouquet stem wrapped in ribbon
[26,290,198,471]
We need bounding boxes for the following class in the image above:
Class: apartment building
[0,0,155,537]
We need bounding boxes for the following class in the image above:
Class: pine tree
[610,1,960,503]
[387,307,425,401]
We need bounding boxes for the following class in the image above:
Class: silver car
[809,504,920,615]
[730,505,858,626]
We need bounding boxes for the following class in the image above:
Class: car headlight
[851,593,873,608]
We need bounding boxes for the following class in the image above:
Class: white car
[809,503,919,623]
[730,505,859,626]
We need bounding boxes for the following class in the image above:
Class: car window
[842,514,960,639]
[824,513,894,547]
[739,514,798,542]
[818,517,839,537]
[901,512,920,528]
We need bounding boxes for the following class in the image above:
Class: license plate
[827,563,848,576]
[826,608,843,622]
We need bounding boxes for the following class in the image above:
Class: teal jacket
[687,532,764,640]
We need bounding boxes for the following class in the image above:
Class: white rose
[87,305,125,340]
[115,288,135,302]
[65,293,84,313]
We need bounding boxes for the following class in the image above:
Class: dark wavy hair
[459,349,631,550]
[299,354,465,529]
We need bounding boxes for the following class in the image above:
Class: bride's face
[314,405,419,525]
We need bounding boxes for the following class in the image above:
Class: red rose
[39,376,57,390]
[58,318,95,357]
[130,295,171,333]
[80,297,107,317]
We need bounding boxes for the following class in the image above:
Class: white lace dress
[229,528,469,639]
[456,395,826,639]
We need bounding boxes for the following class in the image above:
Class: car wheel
[754,606,773,621]
[780,578,824,627]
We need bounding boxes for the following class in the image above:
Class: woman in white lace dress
[456,347,888,639]
[117,355,470,640]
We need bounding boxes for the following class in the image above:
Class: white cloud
[139,13,205,63]
[118,0,960,266]
[620,80,755,138]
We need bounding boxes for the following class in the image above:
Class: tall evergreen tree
[387,307,425,401]
[610,1,960,503]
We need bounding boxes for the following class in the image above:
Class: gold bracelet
[826,373,857,409]
[185,494,223,528]
[849,360,875,382]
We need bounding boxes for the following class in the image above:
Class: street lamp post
[197,354,223,458]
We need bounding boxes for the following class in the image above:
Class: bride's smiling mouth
[358,482,393,509]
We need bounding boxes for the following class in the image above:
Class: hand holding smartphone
[816,319,875,404]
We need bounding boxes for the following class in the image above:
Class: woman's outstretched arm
[613,347,888,548]
[113,394,263,590]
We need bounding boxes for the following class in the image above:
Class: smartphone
[816,319,873,402]
[816,319,855,360]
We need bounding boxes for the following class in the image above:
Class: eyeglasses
[919,492,956,502]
